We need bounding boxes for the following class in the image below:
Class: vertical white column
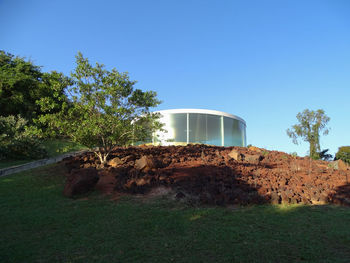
[221,115,224,146]
[186,113,189,144]
[243,123,247,147]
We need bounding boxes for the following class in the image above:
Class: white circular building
[151,109,246,147]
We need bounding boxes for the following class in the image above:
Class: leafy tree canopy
[0,50,69,121]
[0,115,47,160]
[335,146,350,164]
[41,52,162,164]
[287,109,330,160]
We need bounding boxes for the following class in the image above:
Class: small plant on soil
[290,152,298,158]
[262,150,269,157]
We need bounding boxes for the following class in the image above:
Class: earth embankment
[62,145,350,206]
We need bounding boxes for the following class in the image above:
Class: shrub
[290,152,298,157]
[335,146,350,164]
[4,137,47,160]
[318,149,333,161]
[0,115,47,160]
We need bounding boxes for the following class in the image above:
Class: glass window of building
[150,109,246,147]
[169,113,187,144]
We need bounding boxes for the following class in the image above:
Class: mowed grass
[0,139,87,169]
[0,160,30,169]
[41,139,87,157]
[1,164,350,263]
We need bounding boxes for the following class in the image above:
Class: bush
[0,115,47,160]
[335,146,350,165]
[318,149,333,161]
[4,137,47,160]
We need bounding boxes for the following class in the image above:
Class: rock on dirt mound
[61,145,350,206]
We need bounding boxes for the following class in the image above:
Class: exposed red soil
[62,145,350,206]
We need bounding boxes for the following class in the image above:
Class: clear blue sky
[1,0,349,157]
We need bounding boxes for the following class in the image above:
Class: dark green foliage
[0,51,41,119]
[41,52,162,164]
[0,50,70,122]
[287,109,330,159]
[0,115,47,160]
[335,146,350,164]
[318,149,333,161]
[4,137,47,160]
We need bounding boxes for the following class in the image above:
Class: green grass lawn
[1,164,350,263]
[0,139,87,169]
[41,139,87,157]
[0,159,31,169]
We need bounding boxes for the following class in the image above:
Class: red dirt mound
[63,167,99,197]
[62,145,350,206]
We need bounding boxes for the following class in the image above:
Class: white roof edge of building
[155,108,246,126]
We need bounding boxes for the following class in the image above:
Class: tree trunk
[94,151,110,166]
[309,136,319,160]
[102,154,108,164]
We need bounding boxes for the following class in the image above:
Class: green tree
[41,52,162,165]
[0,115,47,160]
[34,71,72,136]
[287,109,330,160]
[0,50,69,121]
[318,149,333,161]
[335,146,350,164]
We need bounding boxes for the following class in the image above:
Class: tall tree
[41,52,162,164]
[287,109,330,159]
[0,50,69,121]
